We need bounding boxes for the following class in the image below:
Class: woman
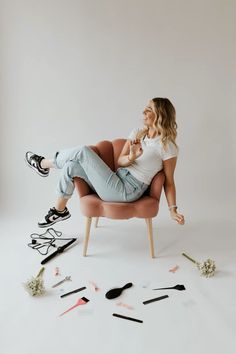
[25,97,185,227]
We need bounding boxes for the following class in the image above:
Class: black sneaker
[38,207,71,228]
[25,151,49,177]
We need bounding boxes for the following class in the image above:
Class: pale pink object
[116,302,134,310]
[54,267,60,276]
[89,281,100,292]
[169,265,179,273]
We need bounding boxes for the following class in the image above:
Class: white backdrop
[1,3,236,354]
[1,0,236,221]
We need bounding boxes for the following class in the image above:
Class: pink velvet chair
[74,139,165,258]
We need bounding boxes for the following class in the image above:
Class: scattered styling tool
[89,281,100,292]
[41,238,77,264]
[116,302,134,310]
[112,313,143,324]
[143,295,169,305]
[105,282,133,299]
[23,267,45,296]
[52,276,72,288]
[153,284,186,291]
[169,265,179,273]
[60,286,86,298]
[59,297,89,317]
[28,228,76,255]
[182,252,216,277]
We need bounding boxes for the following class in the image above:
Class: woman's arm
[117,139,143,167]
[117,140,134,167]
[163,157,185,225]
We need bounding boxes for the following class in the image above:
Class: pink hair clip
[54,267,60,276]
[89,281,100,292]
[116,302,134,310]
[169,265,179,273]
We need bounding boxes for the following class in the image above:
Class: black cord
[28,227,75,256]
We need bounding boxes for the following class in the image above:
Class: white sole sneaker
[25,151,49,177]
[38,208,71,228]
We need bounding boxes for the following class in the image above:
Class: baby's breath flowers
[24,267,45,296]
[182,253,216,278]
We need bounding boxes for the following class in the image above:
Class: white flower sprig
[182,252,216,278]
[24,267,46,296]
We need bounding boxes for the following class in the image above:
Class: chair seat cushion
[79,194,160,219]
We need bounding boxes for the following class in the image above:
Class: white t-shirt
[125,127,178,185]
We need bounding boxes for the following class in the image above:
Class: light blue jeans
[53,145,149,202]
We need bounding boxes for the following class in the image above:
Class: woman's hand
[129,139,143,160]
[170,209,185,225]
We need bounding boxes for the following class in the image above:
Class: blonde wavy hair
[137,97,178,151]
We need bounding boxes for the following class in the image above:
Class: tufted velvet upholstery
[74,139,165,219]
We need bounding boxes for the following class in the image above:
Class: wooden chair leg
[145,218,155,258]
[83,217,92,256]
[94,217,99,228]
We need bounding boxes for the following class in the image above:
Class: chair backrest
[90,139,125,171]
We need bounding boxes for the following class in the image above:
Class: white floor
[1,210,236,354]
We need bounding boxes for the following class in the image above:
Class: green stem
[36,267,45,278]
[182,252,198,264]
